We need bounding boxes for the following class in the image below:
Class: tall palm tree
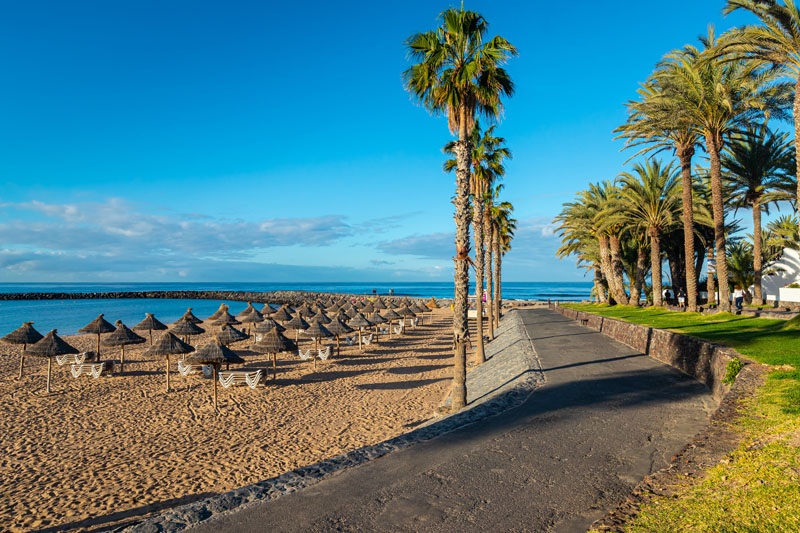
[615,77,703,311]
[492,201,515,326]
[722,124,794,304]
[656,28,790,311]
[767,214,800,249]
[444,124,511,358]
[403,7,516,409]
[604,160,682,306]
[722,0,800,231]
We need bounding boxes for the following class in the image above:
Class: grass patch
[564,304,800,531]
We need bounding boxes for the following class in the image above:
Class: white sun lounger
[298,348,314,361]
[70,362,112,379]
[56,352,89,366]
[392,324,404,335]
[219,369,264,389]
[362,333,375,346]
[317,346,332,361]
[177,360,211,377]
[345,336,357,346]
[378,326,389,335]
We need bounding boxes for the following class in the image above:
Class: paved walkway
[192,309,714,532]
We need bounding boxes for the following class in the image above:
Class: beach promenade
[191,308,714,532]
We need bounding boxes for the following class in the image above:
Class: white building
[762,248,800,302]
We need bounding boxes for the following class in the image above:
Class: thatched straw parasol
[362,302,375,314]
[133,313,169,345]
[217,324,249,346]
[343,307,358,319]
[426,297,440,309]
[2,321,44,379]
[78,314,116,356]
[347,313,373,351]
[143,332,195,392]
[102,320,145,373]
[271,306,293,323]
[325,317,353,357]
[207,303,229,321]
[260,303,277,315]
[295,303,313,317]
[411,302,429,324]
[24,329,78,393]
[367,311,387,342]
[284,314,310,342]
[396,305,416,326]
[373,298,388,310]
[311,310,331,324]
[170,317,205,343]
[211,310,240,327]
[176,308,203,325]
[251,327,297,380]
[185,336,245,408]
[237,303,264,334]
[302,321,332,368]
[254,318,285,334]
[381,308,402,338]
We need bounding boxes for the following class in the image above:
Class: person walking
[733,285,745,314]
[677,287,686,309]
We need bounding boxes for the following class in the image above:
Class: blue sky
[0,1,766,282]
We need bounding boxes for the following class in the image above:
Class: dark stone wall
[0,290,430,307]
[556,306,737,403]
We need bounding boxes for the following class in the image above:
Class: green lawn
[566,304,800,532]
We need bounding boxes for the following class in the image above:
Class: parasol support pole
[273,352,277,380]
[18,344,26,379]
[46,357,52,393]
[96,333,101,358]
[149,330,153,345]
[120,345,125,373]
[166,355,170,392]
[213,366,218,409]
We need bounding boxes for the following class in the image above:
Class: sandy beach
[0,308,453,532]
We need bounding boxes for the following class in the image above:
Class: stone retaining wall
[555,305,738,403]
[0,290,428,307]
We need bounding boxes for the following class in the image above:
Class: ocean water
[0,282,591,336]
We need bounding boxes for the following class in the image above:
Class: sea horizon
[0,281,592,335]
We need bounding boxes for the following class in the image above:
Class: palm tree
[767,214,800,250]
[492,201,516,326]
[444,124,511,359]
[656,29,790,311]
[403,7,516,409]
[722,124,794,304]
[727,240,756,293]
[615,76,703,311]
[555,182,629,304]
[604,160,682,306]
[722,0,800,231]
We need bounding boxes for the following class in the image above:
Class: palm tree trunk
[492,224,501,328]
[594,266,607,303]
[629,246,647,306]
[795,78,800,236]
[484,210,494,340]
[753,198,763,305]
[609,235,629,302]
[706,133,731,312]
[651,230,663,306]
[598,235,619,303]
[483,211,494,341]
[677,147,699,312]
[451,137,472,410]
[707,246,716,306]
[695,245,705,292]
[472,181,485,365]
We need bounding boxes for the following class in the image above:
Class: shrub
[723,358,745,385]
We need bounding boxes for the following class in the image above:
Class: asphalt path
[191,309,713,532]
